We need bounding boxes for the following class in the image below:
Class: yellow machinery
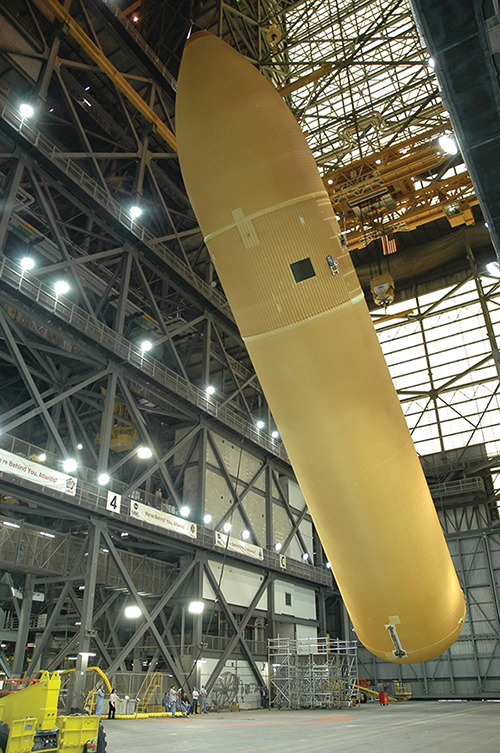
[0,671,105,753]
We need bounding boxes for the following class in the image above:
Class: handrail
[0,94,235,323]
[0,256,285,462]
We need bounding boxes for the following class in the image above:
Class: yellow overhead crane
[323,127,478,249]
[37,0,177,152]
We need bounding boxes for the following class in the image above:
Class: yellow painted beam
[39,0,177,152]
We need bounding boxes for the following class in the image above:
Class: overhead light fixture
[486,261,500,278]
[54,280,69,295]
[223,522,232,533]
[302,552,309,561]
[40,531,55,538]
[271,430,279,439]
[274,542,282,552]
[77,443,83,450]
[180,505,190,518]
[203,514,212,525]
[130,205,142,219]
[326,561,332,570]
[137,446,152,459]
[78,652,96,657]
[188,601,204,614]
[84,86,90,91]
[124,605,142,619]
[485,222,490,229]
[63,458,77,473]
[327,178,333,185]
[21,257,35,270]
[140,340,152,351]
[256,420,265,429]
[121,532,129,537]
[102,548,109,554]
[98,473,110,485]
[133,14,139,22]
[20,103,34,118]
[428,56,435,68]
[375,159,382,165]
[206,385,216,395]
[241,530,250,540]
[438,134,458,155]
[3,521,20,529]
[38,453,46,462]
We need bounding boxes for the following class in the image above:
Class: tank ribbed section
[207,194,362,338]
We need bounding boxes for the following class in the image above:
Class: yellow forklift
[0,671,106,752]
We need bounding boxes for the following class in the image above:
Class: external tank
[176,31,465,663]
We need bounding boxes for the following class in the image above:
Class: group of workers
[163,685,208,717]
[93,683,208,718]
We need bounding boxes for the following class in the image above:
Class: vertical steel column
[317,590,327,636]
[0,157,25,251]
[69,521,103,709]
[11,574,34,677]
[192,559,203,689]
[265,463,274,550]
[267,572,276,643]
[457,537,483,693]
[98,372,118,477]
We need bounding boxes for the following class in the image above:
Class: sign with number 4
[106,491,121,514]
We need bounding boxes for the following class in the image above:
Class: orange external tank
[176,32,465,663]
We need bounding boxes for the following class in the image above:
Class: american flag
[381,234,397,255]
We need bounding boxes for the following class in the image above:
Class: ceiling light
[21,257,35,270]
[180,505,190,518]
[203,514,212,525]
[375,159,382,165]
[124,605,142,619]
[326,561,332,570]
[428,56,435,68]
[486,261,500,278]
[327,178,333,185]
[438,134,458,155]
[3,521,20,529]
[20,103,34,118]
[223,522,232,533]
[78,652,96,657]
[274,542,282,552]
[140,340,152,351]
[40,531,55,538]
[485,222,490,229]
[38,453,46,462]
[102,548,109,554]
[84,86,90,91]
[271,430,279,439]
[77,443,83,450]
[133,15,139,22]
[241,530,250,540]
[49,108,54,113]
[63,458,77,473]
[54,280,69,295]
[137,446,152,459]
[206,385,216,395]
[98,473,110,485]
[130,205,142,219]
[188,601,204,614]
[302,552,309,561]
[121,532,129,537]
[256,420,265,429]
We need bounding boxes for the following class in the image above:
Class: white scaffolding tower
[268,637,359,710]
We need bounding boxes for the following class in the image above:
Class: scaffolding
[268,637,359,710]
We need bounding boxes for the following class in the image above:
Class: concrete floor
[101,701,500,752]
